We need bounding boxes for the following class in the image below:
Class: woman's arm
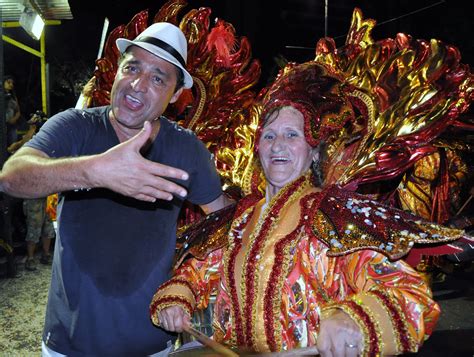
[322,249,438,356]
[150,247,224,330]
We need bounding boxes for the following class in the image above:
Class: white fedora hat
[116,22,193,89]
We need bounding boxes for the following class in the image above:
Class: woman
[150,62,463,356]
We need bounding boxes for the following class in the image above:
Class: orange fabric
[151,184,439,354]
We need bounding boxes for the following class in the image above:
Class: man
[8,111,55,271]
[0,23,231,356]
[4,75,21,146]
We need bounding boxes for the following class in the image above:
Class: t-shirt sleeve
[185,137,222,206]
[24,109,88,158]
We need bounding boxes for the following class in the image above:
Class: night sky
[2,0,473,118]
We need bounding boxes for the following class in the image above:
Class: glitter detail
[149,295,193,325]
[308,185,463,260]
[225,204,255,346]
[371,290,417,353]
[324,299,382,356]
[157,278,198,302]
[242,174,310,349]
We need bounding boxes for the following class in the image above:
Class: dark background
[2,0,473,119]
[1,3,474,350]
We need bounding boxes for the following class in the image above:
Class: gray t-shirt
[26,106,222,356]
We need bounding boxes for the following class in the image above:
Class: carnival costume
[91,1,473,207]
[149,58,467,355]
[152,170,464,355]
[90,2,472,217]
[88,1,473,355]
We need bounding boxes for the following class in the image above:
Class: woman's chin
[267,174,302,191]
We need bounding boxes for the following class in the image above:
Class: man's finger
[127,121,154,152]
[134,193,161,202]
[147,161,189,182]
[140,180,186,200]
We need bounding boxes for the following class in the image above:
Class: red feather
[206,20,236,67]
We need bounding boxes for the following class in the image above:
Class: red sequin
[371,290,412,353]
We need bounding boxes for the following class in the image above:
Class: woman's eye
[263,133,275,140]
[287,131,299,138]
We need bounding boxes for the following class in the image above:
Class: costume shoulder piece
[314,8,473,189]
[173,192,262,269]
[305,185,464,260]
[173,203,236,268]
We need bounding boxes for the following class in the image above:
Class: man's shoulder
[50,106,109,127]
[59,106,108,119]
[160,116,196,138]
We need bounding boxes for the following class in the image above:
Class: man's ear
[170,87,184,104]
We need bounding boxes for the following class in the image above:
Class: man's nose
[131,76,148,92]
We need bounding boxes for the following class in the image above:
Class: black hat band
[136,36,186,68]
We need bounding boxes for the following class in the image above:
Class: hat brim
[116,38,193,89]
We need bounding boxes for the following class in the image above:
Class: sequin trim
[323,299,382,356]
[263,176,320,350]
[243,174,309,349]
[225,205,255,346]
[370,290,417,353]
[158,278,198,302]
[264,229,300,350]
[149,295,193,324]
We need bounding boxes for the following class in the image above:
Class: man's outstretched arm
[0,122,189,202]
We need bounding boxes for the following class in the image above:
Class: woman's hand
[317,309,363,357]
[157,306,191,333]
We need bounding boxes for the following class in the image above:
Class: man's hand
[92,121,189,202]
[157,306,190,333]
[317,310,363,357]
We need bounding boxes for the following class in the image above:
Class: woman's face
[258,106,316,195]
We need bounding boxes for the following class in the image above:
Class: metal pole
[46,62,50,115]
[0,8,18,278]
[40,29,47,115]
[324,0,328,37]
[0,4,5,164]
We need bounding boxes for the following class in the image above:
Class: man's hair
[4,75,14,83]
[118,50,185,93]
[174,68,184,92]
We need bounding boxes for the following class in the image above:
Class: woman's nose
[271,135,285,152]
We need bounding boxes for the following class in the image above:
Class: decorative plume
[206,19,236,67]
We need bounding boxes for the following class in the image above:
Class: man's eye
[152,76,164,84]
[123,65,138,73]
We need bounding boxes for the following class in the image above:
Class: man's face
[4,79,14,92]
[109,46,183,131]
